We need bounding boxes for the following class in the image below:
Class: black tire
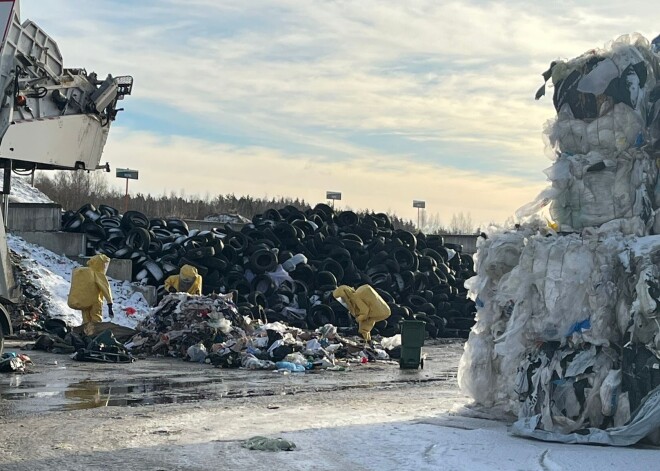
[121,210,150,230]
[336,210,359,227]
[63,213,85,232]
[446,317,476,330]
[178,257,209,276]
[250,249,277,274]
[185,245,215,260]
[199,255,229,272]
[99,204,119,217]
[126,227,151,251]
[81,220,106,239]
[320,258,344,283]
[251,274,277,297]
[309,304,336,328]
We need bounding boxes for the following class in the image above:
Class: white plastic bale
[628,235,660,349]
[546,104,645,156]
[459,229,630,412]
[544,149,657,232]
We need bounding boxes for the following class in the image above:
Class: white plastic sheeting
[460,32,660,445]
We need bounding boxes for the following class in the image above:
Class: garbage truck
[0,1,132,353]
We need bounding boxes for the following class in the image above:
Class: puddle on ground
[0,342,462,416]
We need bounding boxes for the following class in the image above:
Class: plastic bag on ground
[187,343,208,363]
[381,334,401,350]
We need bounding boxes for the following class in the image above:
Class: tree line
[34,171,436,232]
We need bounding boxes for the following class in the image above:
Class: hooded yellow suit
[67,254,113,324]
[332,285,391,342]
[164,264,203,295]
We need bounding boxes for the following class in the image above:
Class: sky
[18,0,660,227]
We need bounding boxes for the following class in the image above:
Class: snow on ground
[0,171,54,204]
[8,235,150,328]
[268,415,659,471]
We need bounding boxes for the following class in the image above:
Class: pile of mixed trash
[458,33,660,446]
[61,202,476,339]
[125,293,399,370]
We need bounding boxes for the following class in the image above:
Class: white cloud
[18,0,660,222]
[103,127,545,227]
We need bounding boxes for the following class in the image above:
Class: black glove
[168,286,177,293]
[108,303,114,318]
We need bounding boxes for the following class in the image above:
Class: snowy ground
[8,235,150,328]
[0,171,53,204]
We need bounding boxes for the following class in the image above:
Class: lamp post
[413,200,426,230]
[116,168,139,213]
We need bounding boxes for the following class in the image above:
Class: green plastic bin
[400,320,426,369]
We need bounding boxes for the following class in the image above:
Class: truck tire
[0,305,10,355]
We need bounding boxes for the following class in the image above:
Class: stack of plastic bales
[458,34,660,446]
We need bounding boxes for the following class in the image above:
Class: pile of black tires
[62,203,477,338]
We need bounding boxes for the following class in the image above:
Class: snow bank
[8,235,150,328]
[0,171,54,204]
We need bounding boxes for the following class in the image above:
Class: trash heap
[126,293,398,369]
[458,34,660,446]
[61,203,476,339]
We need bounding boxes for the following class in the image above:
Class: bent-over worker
[67,254,114,324]
[333,284,391,342]
[164,264,203,295]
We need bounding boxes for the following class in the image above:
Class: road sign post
[326,191,341,209]
[116,168,139,213]
[413,200,426,230]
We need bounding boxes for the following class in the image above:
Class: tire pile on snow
[62,203,476,339]
[459,34,660,445]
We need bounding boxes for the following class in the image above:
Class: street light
[116,168,139,213]
[413,200,425,230]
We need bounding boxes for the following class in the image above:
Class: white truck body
[0,0,132,347]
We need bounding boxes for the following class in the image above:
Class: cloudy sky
[19,1,660,226]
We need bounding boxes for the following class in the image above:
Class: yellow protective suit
[333,285,391,342]
[67,254,113,324]
[164,264,203,295]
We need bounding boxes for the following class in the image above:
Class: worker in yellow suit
[164,264,203,295]
[67,254,114,324]
[332,284,391,342]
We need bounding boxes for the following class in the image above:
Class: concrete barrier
[184,219,245,232]
[440,234,479,255]
[12,230,86,257]
[7,203,61,232]
[68,256,132,282]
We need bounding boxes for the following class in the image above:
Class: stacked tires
[62,203,476,338]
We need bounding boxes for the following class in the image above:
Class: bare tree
[449,211,476,234]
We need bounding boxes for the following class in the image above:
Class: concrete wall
[13,230,86,257]
[440,234,479,255]
[131,285,158,306]
[7,203,61,232]
[184,219,245,232]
